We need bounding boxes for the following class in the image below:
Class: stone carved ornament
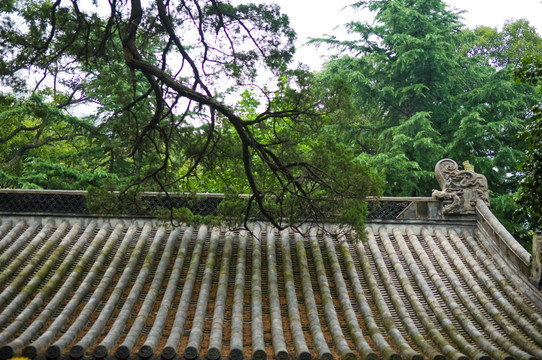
[432,159,490,214]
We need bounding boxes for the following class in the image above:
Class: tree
[516,56,542,230]
[313,0,541,244]
[316,1,537,195]
[0,93,115,189]
[0,0,382,230]
[314,0,470,195]
[0,94,82,168]
[466,19,542,68]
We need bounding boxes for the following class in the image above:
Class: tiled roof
[1,202,542,360]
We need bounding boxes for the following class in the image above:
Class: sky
[258,0,542,70]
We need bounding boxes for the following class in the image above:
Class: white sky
[261,0,542,70]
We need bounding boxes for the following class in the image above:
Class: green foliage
[517,107,542,230]
[516,54,542,230]
[356,153,423,196]
[203,3,296,77]
[0,93,113,189]
[2,157,115,190]
[191,72,383,233]
[515,55,542,90]
[86,180,126,216]
[466,19,542,67]
[86,180,151,215]
[316,0,469,194]
[315,0,541,242]
[492,192,533,250]
[0,1,381,231]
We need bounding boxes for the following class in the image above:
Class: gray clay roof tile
[0,213,541,360]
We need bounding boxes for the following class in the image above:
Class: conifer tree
[317,0,539,198]
[0,0,382,230]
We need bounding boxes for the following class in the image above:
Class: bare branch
[0,125,42,144]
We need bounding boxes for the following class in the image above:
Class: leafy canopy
[516,55,542,230]
[0,0,382,231]
[314,0,541,244]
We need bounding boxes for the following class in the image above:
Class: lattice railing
[0,191,88,214]
[0,190,414,220]
[367,200,411,219]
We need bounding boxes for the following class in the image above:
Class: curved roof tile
[0,213,542,360]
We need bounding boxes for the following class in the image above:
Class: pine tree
[317,0,539,199]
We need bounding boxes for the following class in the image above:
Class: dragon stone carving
[432,159,490,214]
